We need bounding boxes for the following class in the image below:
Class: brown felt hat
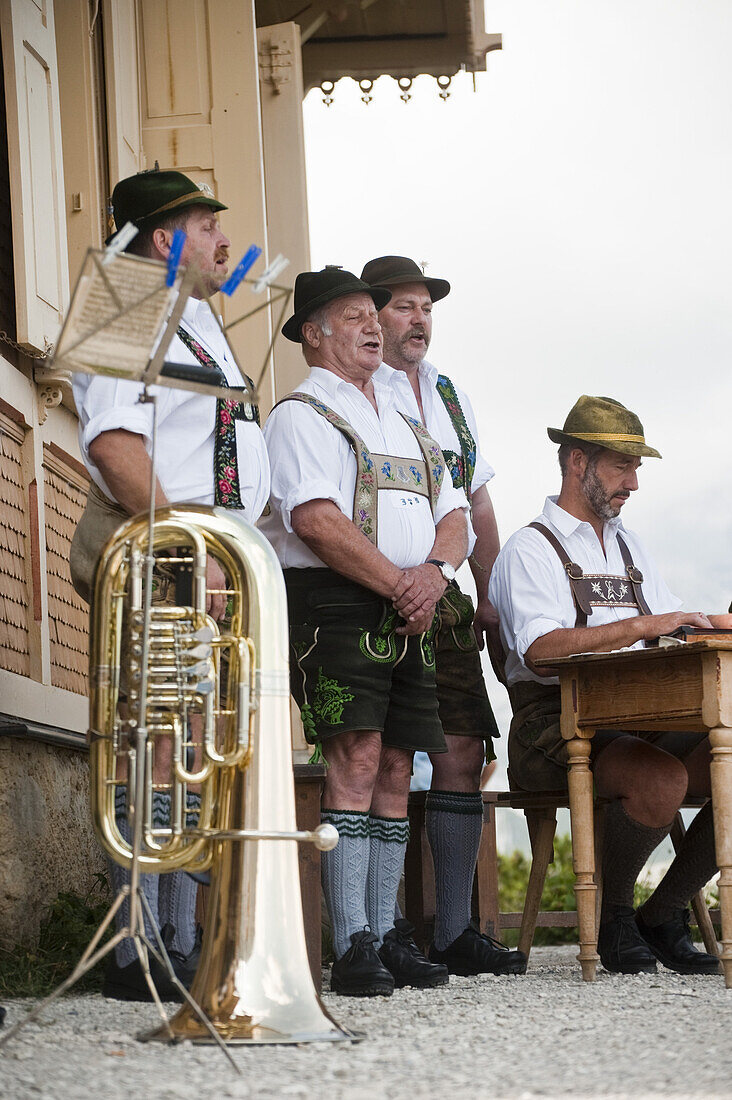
[548,395,661,458]
[360,255,450,303]
[108,169,226,243]
[282,267,391,343]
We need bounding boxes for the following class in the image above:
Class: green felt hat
[282,267,392,343]
[361,255,451,303]
[548,395,661,458]
[108,169,226,242]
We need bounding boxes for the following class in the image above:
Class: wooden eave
[254,1,501,92]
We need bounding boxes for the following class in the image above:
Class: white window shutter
[102,0,143,185]
[0,0,69,352]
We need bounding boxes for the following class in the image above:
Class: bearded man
[489,395,732,975]
[362,255,525,977]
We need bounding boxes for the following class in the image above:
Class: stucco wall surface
[0,738,105,947]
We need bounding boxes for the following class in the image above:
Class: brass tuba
[89,504,351,1044]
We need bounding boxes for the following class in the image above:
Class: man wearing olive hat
[362,255,526,978]
[261,267,470,995]
[71,169,270,1000]
[489,395,732,975]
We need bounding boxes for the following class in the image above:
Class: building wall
[0,0,313,946]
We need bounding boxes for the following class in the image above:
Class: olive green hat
[108,169,226,242]
[548,395,661,459]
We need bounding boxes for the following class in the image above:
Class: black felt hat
[360,255,451,303]
[108,169,227,243]
[282,267,392,342]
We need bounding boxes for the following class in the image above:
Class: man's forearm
[291,499,403,597]
[527,618,646,667]
[89,429,167,514]
[467,486,499,602]
[427,507,468,569]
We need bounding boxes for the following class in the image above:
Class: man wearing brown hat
[261,267,470,995]
[71,169,270,1000]
[361,255,526,978]
[490,395,732,975]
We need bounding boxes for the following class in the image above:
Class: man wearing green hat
[261,267,470,995]
[490,395,732,975]
[71,169,270,1000]
[362,255,526,978]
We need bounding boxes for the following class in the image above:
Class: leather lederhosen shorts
[434,581,499,760]
[507,681,709,792]
[284,567,446,754]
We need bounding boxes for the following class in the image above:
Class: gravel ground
[1,946,730,1100]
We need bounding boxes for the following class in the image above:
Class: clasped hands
[392,562,447,636]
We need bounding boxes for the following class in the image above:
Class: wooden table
[544,640,732,984]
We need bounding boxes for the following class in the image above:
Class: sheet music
[54,251,180,379]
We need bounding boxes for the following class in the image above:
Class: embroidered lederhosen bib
[435,374,477,504]
[528,521,652,628]
[275,392,446,545]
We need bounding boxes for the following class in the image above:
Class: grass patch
[0,873,113,997]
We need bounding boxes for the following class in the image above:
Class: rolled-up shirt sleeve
[489,531,569,670]
[264,401,351,534]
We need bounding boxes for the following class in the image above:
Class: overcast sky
[302,0,732,766]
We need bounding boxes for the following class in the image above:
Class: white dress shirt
[260,366,469,570]
[72,297,270,522]
[488,496,682,686]
[376,360,495,495]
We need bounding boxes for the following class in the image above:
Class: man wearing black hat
[261,267,471,996]
[361,255,525,978]
[489,395,732,975]
[71,170,270,1001]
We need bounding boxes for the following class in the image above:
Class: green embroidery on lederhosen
[419,611,439,669]
[359,606,407,665]
[311,667,354,726]
[435,374,476,503]
[274,394,445,545]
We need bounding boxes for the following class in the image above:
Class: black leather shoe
[636,908,721,975]
[102,952,183,1002]
[428,925,527,976]
[598,906,657,974]
[331,929,395,997]
[161,922,203,988]
[379,920,449,989]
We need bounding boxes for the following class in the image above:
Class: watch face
[442,562,456,581]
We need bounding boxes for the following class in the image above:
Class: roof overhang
[255,1,501,92]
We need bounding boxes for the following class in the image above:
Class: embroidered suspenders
[176,326,259,509]
[435,374,477,502]
[276,392,445,545]
[528,521,652,628]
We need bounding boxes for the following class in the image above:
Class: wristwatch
[426,559,456,583]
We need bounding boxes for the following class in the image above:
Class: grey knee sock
[366,815,410,945]
[601,799,671,919]
[157,872,199,956]
[426,790,483,950]
[111,789,171,966]
[157,792,202,956]
[320,809,371,960]
[639,802,717,927]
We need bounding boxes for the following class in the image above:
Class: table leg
[709,726,732,987]
[567,736,599,981]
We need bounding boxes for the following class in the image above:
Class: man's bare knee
[595,737,688,826]
[323,729,382,809]
[430,735,484,791]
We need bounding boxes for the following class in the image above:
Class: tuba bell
[89,504,352,1044]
